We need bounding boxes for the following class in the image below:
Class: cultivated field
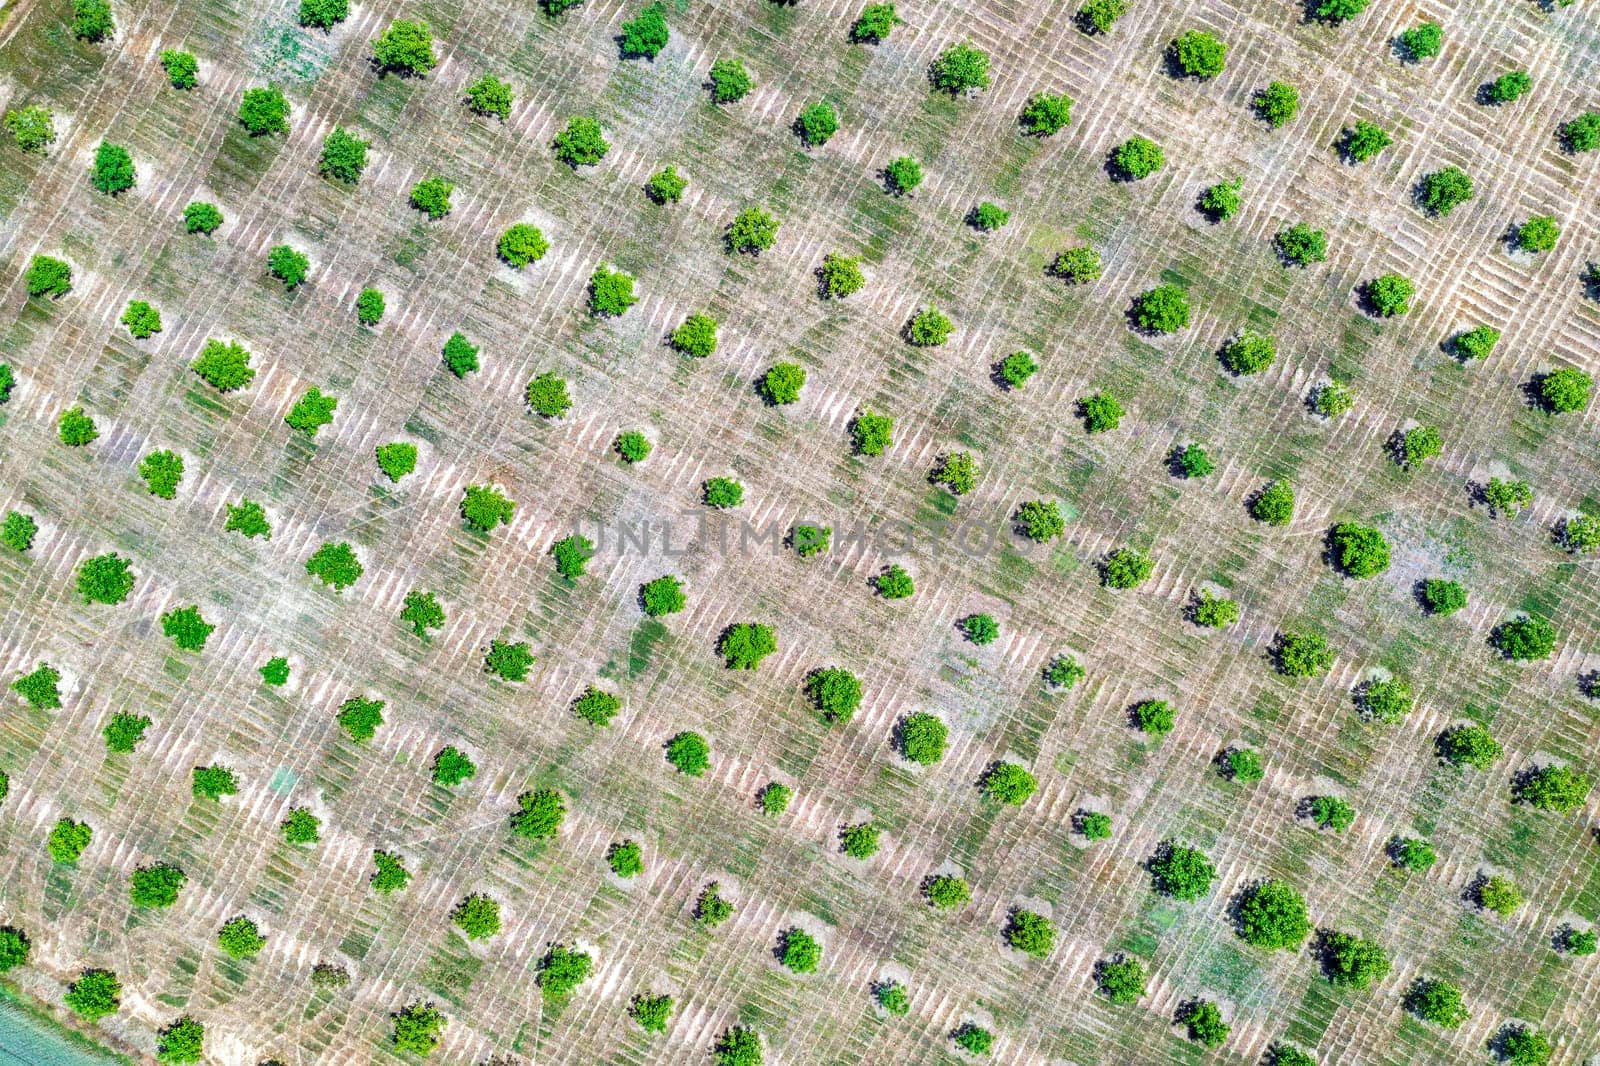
[1,0,1599,1062]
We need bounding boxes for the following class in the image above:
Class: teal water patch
[269,768,299,795]
[0,992,126,1065]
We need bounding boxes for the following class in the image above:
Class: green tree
[13,663,62,710]
[129,863,186,907]
[371,850,411,893]
[1560,514,1600,553]
[1492,615,1557,660]
[1199,178,1242,221]
[1398,22,1442,60]
[1077,0,1127,33]
[1342,120,1392,163]
[1404,978,1468,1027]
[336,695,385,741]
[779,927,822,971]
[465,74,513,119]
[1175,444,1214,479]
[589,264,637,316]
[259,657,290,686]
[1096,954,1148,1004]
[874,980,909,1015]
[929,452,977,495]
[1306,794,1355,831]
[1101,547,1152,589]
[64,969,121,1021]
[850,2,898,42]
[1073,809,1112,840]
[268,245,310,289]
[960,613,999,646]
[431,745,476,785]
[758,782,792,815]
[218,916,266,959]
[929,42,990,94]
[1397,425,1443,467]
[713,1026,762,1066]
[796,100,839,146]
[1455,324,1500,361]
[398,590,445,639]
[525,371,571,417]
[73,0,115,42]
[1171,30,1226,78]
[1475,874,1522,917]
[1517,215,1560,253]
[666,730,710,775]
[161,605,213,651]
[1486,70,1531,104]
[0,365,12,405]
[1494,1024,1552,1066]
[299,0,348,29]
[1437,723,1501,769]
[25,255,72,297]
[1357,678,1412,723]
[375,441,417,482]
[997,350,1037,389]
[6,105,55,152]
[703,477,744,509]
[1192,590,1239,628]
[510,789,565,839]
[90,142,135,194]
[1005,909,1055,957]
[225,500,271,539]
[1078,390,1126,432]
[696,882,733,926]
[498,223,548,268]
[1514,764,1591,813]
[1044,653,1084,689]
[1276,631,1334,677]
[641,574,686,616]
[630,991,674,1032]
[619,3,669,59]
[139,449,185,499]
[238,86,290,135]
[1558,926,1598,956]
[552,533,596,577]
[982,762,1038,805]
[972,201,1010,230]
[391,1002,446,1055]
[121,299,162,339]
[436,332,480,377]
[1113,136,1164,179]
[646,165,687,204]
[806,668,862,724]
[1052,246,1102,283]
[451,893,501,939]
[1561,111,1600,153]
[899,712,947,764]
[192,764,238,801]
[1482,477,1533,517]
[1220,747,1264,782]
[102,711,150,753]
[1539,367,1592,413]
[1419,166,1474,216]
[1387,836,1437,871]
[1236,879,1311,950]
[305,541,361,590]
[884,155,923,195]
[1249,480,1294,526]
[1254,81,1299,127]
[1276,223,1327,266]
[1014,499,1064,541]
[1148,841,1216,901]
[484,640,535,681]
[709,58,753,103]
[907,306,953,346]
[1314,0,1369,19]
[669,312,718,357]
[1177,999,1229,1048]
[48,818,92,863]
[537,944,594,997]
[372,19,437,75]
[924,874,971,909]
[1133,284,1189,332]
[1019,92,1073,135]
[727,206,779,254]
[192,339,255,391]
[1,512,36,553]
[59,407,99,446]
[1132,698,1175,736]
[553,116,609,167]
[77,553,134,604]
[0,928,29,973]
[1330,522,1390,577]
[719,622,775,669]
[318,127,369,183]
[851,409,894,455]
[874,564,915,600]
[819,252,865,297]
[409,176,453,220]
[460,485,514,533]
[614,430,651,464]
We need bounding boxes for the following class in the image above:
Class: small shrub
[1306,795,1355,831]
[1398,22,1442,61]
[375,442,417,482]
[930,452,977,495]
[1192,590,1239,628]
[1096,955,1146,1003]
[972,202,1010,230]
[432,746,476,785]
[1491,615,1557,660]
[1221,330,1277,376]
[1276,631,1334,677]
[484,640,535,681]
[819,252,865,297]
[924,874,971,908]
[630,992,673,1031]
[48,819,92,863]
[619,3,669,59]
[665,730,710,775]
[1437,723,1501,769]
[1,512,37,553]
[451,894,501,938]
[1388,837,1437,872]
[998,350,1037,389]
[305,541,362,590]
[238,86,290,135]
[928,42,990,95]
[160,605,213,651]
[525,372,572,417]
[1013,499,1064,541]
[1342,121,1392,163]
[1254,81,1299,127]
[850,3,898,42]
[225,500,271,539]
[708,58,753,103]
[1357,678,1412,723]
[6,105,55,152]
[399,589,445,638]
[510,789,565,839]
[1418,166,1474,216]
[883,155,923,195]
[646,165,687,204]
[336,696,385,741]
[796,100,839,146]
[899,712,947,764]
[981,762,1038,805]
[217,916,266,959]
[840,822,880,859]
[1539,367,1592,413]
[138,449,184,499]
[284,386,340,434]
[1176,999,1229,1048]
[1132,698,1175,736]
[1005,909,1056,957]
[1199,178,1242,221]
[1076,810,1112,839]
[1043,654,1084,689]
[641,574,686,616]
[129,863,186,908]
[727,206,779,254]
[1101,547,1152,589]
[960,612,999,646]
[1052,246,1102,283]
[1132,284,1189,333]
[267,245,310,289]
[758,782,792,815]
[318,127,369,183]
[25,255,72,298]
[77,553,134,604]
[1396,425,1442,468]
[589,264,638,316]
[553,116,609,167]
[1276,223,1328,266]
[874,565,915,599]
[1517,215,1560,253]
[409,176,453,220]
[192,339,254,391]
[1019,92,1073,135]
[552,533,595,577]
[1171,30,1226,78]
[1454,324,1500,361]
[1330,522,1390,577]
[1079,392,1122,433]
[259,657,289,686]
[465,74,513,119]
[90,141,135,195]
[1485,70,1531,104]
[372,18,437,75]
[851,409,894,455]
[1113,136,1164,180]
[719,622,775,669]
